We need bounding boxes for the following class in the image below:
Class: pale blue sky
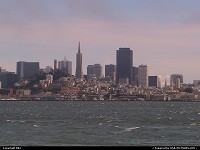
[0,0,200,83]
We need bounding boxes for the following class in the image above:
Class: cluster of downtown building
[0,43,200,101]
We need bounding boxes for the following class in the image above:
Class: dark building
[87,65,94,79]
[105,64,116,82]
[0,89,12,95]
[54,59,57,70]
[16,61,40,79]
[116,48,133,84]
[75,42,84,79]
[133,67,138,86]
[148,76,158,88]
[0,72,19,88]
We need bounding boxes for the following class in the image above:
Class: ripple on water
[19,120,25,123]
[180,111,184,114]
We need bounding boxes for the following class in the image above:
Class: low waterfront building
[59,87,80,95]
[16,89,31,96]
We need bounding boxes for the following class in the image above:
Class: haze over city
[1,0,200,84]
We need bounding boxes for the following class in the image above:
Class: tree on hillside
[184,87,193,93]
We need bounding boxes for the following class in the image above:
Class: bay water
[0,101,200,146]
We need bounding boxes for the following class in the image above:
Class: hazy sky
[0,0,200,83]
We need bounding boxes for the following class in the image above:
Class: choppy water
[0,101,200,146]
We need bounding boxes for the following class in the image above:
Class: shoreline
[0,99,200,102]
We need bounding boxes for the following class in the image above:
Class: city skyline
[1,0,200,83]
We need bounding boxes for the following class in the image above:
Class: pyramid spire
[78,41,80,53]
[75,41,83,79]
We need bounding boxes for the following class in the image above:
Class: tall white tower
[138,64,149,87]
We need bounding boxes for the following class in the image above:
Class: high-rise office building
[87,64,103,79]
[116,48,133,84]
[58,57,72,75]
[0,72,19,88]
[87,65,94,79]
[170,74,183,88]
[16,61,40,79]
[105,64,116,82]
[133,67,138,86]
[148,76,158,88]
[54,59,57,70]
[75,42,84,79]
[138,64,149,87]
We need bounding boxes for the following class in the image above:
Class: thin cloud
[1,0,200,83]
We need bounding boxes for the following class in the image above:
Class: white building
[138,64,149,87]
[46,74,53,84]
[175,78,181,89]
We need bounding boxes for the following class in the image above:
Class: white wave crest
[124,127,140,132]
[33,124,39,127]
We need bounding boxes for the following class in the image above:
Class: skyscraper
[58,57,72,75]
[170,74,183,88]
[54,59,57,70]
[105,64,116,82]
[133,67,138,86]
[148,76,158,88]
[138,64,149,87]
[0,72,19,88]
[16,61,40,79]
[116,48,133,84]
[87,64,103,79]
[75,42,83,79]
